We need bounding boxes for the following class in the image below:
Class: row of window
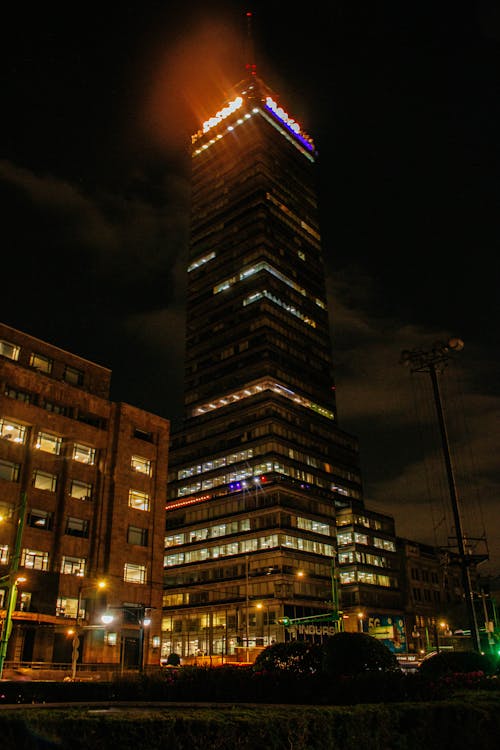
[0,420,96,462]
[412,588,441,603]
[0,419,153,476]
[164,535,335,567]
[339,569,397,588]
[410,567,439,583]
[0,474,150,510]
[165,515,331,550]
[0,546,148,582]
[336,531,396,552]
[177,460,356,500]
[0,338,85,384]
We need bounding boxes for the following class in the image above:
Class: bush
[322,632,401,677]
[253,640,323,675]
[165,652,181,667]
[419,650,497,680]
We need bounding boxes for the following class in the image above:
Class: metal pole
[428,364,481,652]
[401,342,482,653]
[71,586,83,680]
[0,491,27,678]
[245,555,249,661]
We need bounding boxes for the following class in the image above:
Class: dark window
[64,366,84,386]
[133,428,154,443]
[5,386,35,404]
[27,509,53,530]
[66,517,89,537]
[0,460,20,482]
[127,525,148,546]
[44,400,68,416]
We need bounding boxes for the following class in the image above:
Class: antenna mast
[244,11,257,78]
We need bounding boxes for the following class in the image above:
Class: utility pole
[401,339,482,653]
[0,491,28,678]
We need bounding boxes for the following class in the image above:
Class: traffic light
[278,617,291,627]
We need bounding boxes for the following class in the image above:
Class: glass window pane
[0,460,20,482]
[64,366,84,385]
[69,480,92,500]
[0,340,20,361]
[0,419,27,444]
[22,548,49,570]
[123,563,146,584]
[72,443,96,465]
[131,455,152,476]
[29,352,53,374]
[28,509,53,530]
[33,470,57,491]
[35,432,62,454]
[128,489,150,511]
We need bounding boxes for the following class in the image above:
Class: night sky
[1,3,499,574]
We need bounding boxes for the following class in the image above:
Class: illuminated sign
[202,96,243,134]
[264,96,315,152]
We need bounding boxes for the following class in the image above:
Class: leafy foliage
[418,650,498,679]
[253,640,323,675]
[165,652,181,666]
[321,632,401,677]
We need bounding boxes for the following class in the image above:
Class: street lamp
[0,491,27,679]
[71,579,107,680]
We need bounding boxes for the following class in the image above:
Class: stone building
[0,322,169,672]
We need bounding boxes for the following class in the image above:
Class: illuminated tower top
[191,76,316,161]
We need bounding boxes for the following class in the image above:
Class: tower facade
[163,72,378,661]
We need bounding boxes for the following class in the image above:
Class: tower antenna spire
[244,10,257,78]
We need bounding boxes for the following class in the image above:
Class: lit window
[56,596,78,618]
[32,470,57,492]
[128,489,150,511]
[27,509,53,530]
[61,555,86,576]
[63,366,83,386]
[69,479,92,500]
[128,525,148,546]
[29,352,53,374]
[0,419,27,444]
[0,544,8,564]
[35,432,62,454]
[22,548,49,570]
[123,562,147,584]
[131,455,152,476]
[65,516,89,537]
[0,339,20,361]
[0,501,14,521]
[72,443,95,465]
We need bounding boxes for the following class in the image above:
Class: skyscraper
[163,44,399,660]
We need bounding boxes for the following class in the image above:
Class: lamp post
[401,340,482,653]
[0,491,27,679]
[245,555,249,661]
[71,579,106,680]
